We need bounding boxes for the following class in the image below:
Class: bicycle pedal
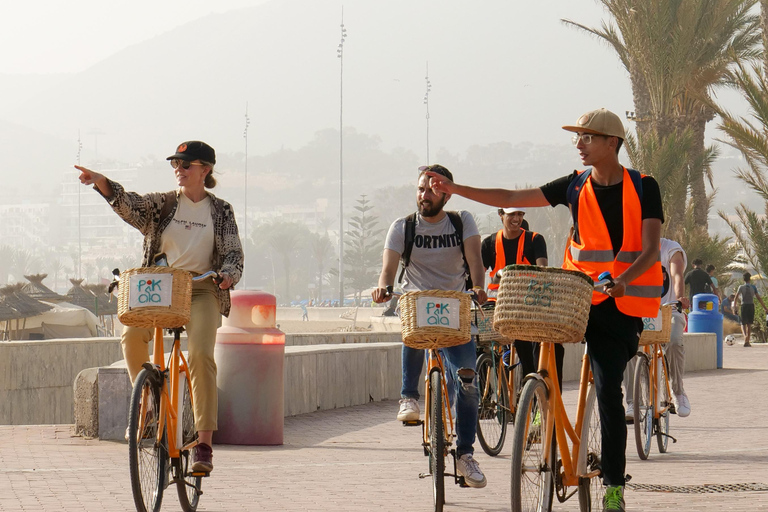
[402,420,423,427]
[190,471,210,478]
[458,476,469,488]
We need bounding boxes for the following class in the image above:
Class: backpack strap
[397,212,418,283]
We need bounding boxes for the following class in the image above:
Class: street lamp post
[424,62,432,164]
[77,131,83,279]
[337,8,347,305]
[243,102,251,285]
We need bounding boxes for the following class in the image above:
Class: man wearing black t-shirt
[425,108,663,512]
[684,259,714,304]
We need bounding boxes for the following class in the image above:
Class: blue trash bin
[687,293,723,369]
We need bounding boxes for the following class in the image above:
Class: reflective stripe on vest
[562,167,662,318]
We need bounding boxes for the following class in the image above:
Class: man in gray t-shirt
[372,164,488,488]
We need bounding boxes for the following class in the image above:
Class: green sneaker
[602,485,625,511]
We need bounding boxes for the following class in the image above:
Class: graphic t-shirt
[160,192,215,274]
[385,211,479,292]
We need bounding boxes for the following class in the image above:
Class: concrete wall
[2,331,716,427]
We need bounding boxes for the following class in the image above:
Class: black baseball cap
[166,141,216,165]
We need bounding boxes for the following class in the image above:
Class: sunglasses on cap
[170,159,207,170]
[418,164,453,181]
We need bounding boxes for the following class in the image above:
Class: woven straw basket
[639,304,673,346]
[399,289,472,349]
[494,265,593,344]
[118,267,192,328]
[475,303,514,346]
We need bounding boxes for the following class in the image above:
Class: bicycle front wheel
[577,381,605,512]
[128,368,168,512]
[476,352,508,456]
[656,354,671,453]
[510,378,554,512]
[429,369,445,512]
[633,353,652,460]
[176,371,202,512]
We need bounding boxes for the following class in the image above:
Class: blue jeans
[401,341,479,457]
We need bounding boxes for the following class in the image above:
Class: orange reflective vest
[487,229,537,299]
[562,167,662,318]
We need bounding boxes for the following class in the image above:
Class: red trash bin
[213,290,285,445]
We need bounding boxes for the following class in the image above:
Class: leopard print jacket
[99,179,244,317]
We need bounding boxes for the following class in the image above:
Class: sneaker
[456,453,487,488]
[625,402,634,422]
[527,410,542,445]
[191,443,213,473]
[675,393,691,417]
[602,485,626,511]
[396,398,420,422]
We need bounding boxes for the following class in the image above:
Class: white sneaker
[625,401,634,422]
[396,398,420,422]
[456,453,487,488]
[675,393,691,417]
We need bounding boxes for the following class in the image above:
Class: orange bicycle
[632,302,678,460]
[115,268,219,512]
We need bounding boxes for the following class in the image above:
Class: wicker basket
[399,289,472,349]
[639,305,673,346]
[475,303,515,347]
[494,265,593,344]
[118,267,192,328]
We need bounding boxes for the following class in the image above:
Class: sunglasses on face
[170,159,206,170]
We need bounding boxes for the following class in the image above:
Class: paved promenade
[1,342,767,511]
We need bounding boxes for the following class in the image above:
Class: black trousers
[585,298,642,487]
[514,340,564,391]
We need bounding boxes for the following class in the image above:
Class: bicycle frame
[642,343,673,421]
[422,349,456,454]
[141,327,198,460]
[538,342,597,488]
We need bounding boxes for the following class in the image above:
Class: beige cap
[562,108,625,139]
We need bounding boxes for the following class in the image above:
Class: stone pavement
[1,343,767,511]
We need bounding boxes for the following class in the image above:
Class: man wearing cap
[481,207,565,384]
[425,108,664,511]
[372,164,489,489]
[77,140,244,474]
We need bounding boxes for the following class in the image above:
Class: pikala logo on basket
[136,279,164,303]
[128,273,175,309]
[524,279,554,307]
[416,297,461,329]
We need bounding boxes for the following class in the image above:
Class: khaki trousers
[122,278,222,431]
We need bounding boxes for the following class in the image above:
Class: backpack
[565,168,643,244]
[397,211,472,289]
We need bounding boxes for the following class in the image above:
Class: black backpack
[397,211,471,289]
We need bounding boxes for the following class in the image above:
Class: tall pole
[424,62,432,165]
[243,102,251,284]
[77,130,83,279]
[337,8,347,305]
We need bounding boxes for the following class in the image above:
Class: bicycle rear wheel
[510,378,554,512]
[429,369,445,512]
[656,353,671,453]
[577,382,604,512]
[128,368,167,512]
[633,353,652,460]
[476,352,508,456]
[176,371,202,512]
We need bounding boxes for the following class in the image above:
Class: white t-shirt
[160,192,215,274]
[660,238,687,305]
[385,210,479,292]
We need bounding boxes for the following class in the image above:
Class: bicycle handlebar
[108,268,221,294]
[384,285,480,303]
[594,271,615,289]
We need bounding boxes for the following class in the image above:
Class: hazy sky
[3,0,270,74]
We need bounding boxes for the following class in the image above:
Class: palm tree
[564,0,760,229]
[309,233,335,302]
